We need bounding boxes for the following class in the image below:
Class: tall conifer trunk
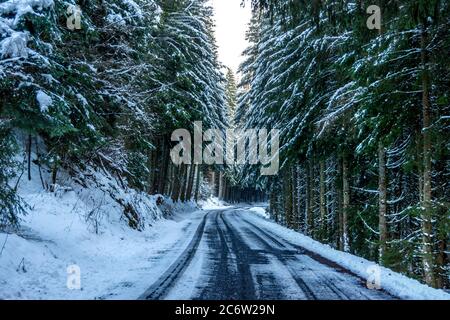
[420,25,435,287]
[342,154,350,252]
[378,142,388,264]
[319,160,327,241]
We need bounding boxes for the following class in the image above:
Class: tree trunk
[305,162,311,235]
[218,172,223,199]
[27,134,32,181]
[194,165,201,202]
[179,165,188,202]
[49,160,58,192]
[378,142,388,264]
[420,25,436,288]
[185,165,196,201]
[336,157,344,251]
[171,165,181,202]
[210,171,216,196]
[292,166,299,231]
[270,191,277,221]
[319,159,327,241]
[158,138,170,194]
[166,163,174,196]
[35,137,45,189]
[306,159,314,236]
[284,169,293,228]
[270,190,278,222]
[435,234,448,289]
[342,154,350,252]
[222,178,226,201]
[148,143,158,194]
[416,135,423,203]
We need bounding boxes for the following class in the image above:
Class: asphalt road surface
[139,208,394,300]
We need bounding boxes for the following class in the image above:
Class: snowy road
[139,208,394,300]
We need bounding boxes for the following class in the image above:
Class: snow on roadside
[248,206,270,219]
[164,232,208,300]
[0,149,203,300]
[198,197,231,210]
[0,208,204,300]
[243,211,450,300]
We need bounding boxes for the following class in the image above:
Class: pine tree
[237,0,450,288]
[225,67,238,121]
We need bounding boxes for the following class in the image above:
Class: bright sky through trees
[211,0,251,74]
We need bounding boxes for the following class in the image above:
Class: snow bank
[0,141,203,299]
[0,203,203,299]
[248,206,270,219]
[198,197,231,210]
[244,212,450,300]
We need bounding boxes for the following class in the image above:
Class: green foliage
[0,0,226,229]
[237,0,450,287]
[225,68,237,118]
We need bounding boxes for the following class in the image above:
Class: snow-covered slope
[0,148,202,299]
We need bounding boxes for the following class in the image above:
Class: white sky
[210,0,252,75]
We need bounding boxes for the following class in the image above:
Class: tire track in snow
[138,212,209,300]
[196,211,238,299]
[219,212,257,300]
